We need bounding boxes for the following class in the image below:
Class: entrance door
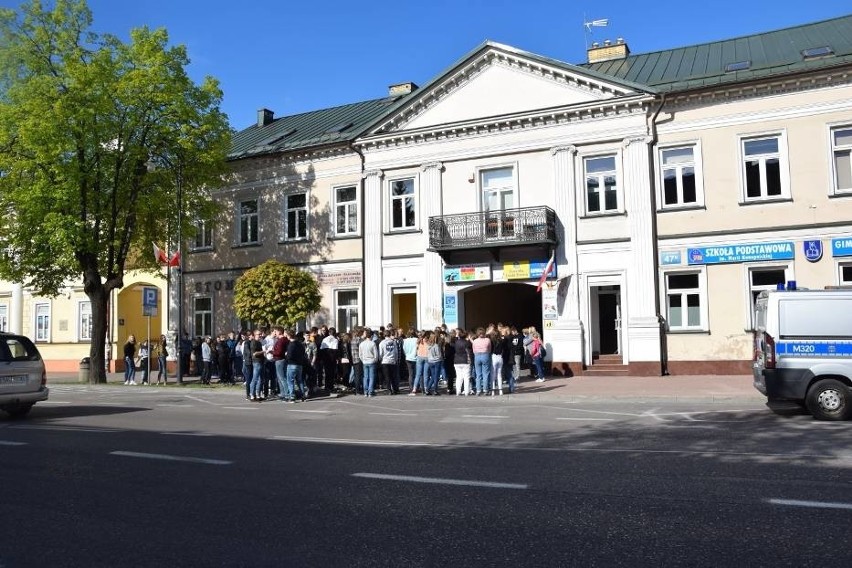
[391,289,417,330]
[593,286,621,355]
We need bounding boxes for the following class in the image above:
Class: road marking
[287,409,332,414]
[183,395,219,406]
[0,440,27,446]
[157,404,193,408]
[273,436,439,447]
[352,472,528,490]
[10,425,120,433]
[556,417,615,421]
[160,432,216,437]
[221,406,258,410]
[768,498,852,511]
[370,412,418,416]
[110,450,231,465]
[39,401,71,404]
[462,415,506,419]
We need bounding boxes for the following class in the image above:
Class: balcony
[429,206,558,262]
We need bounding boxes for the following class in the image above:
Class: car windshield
[0,336,42,362]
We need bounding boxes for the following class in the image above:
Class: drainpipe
[648,93,669,376]
[350,141,367,327]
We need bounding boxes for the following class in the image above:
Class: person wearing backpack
[530,332,546,382]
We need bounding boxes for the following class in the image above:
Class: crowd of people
[121,323,548,402]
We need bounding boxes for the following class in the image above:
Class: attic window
[325,122,353,134]
[724,60,751,73]
[257,128,296,146]
[802,46,834,59]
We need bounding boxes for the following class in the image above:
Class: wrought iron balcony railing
[429,206,558,251]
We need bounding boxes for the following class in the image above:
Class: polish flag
[168,250,181,268]
[536,253,556,293]
[153,242,169,265]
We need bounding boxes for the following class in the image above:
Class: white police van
[753,288,852,420]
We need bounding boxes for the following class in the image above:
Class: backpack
[539,345,547,360]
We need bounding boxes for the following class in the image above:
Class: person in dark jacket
[285,331,309,402]
[442,331,457,394]
[452,330,474,395]
[216,334,232,384]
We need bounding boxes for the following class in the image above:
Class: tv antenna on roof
[583,15,609,49]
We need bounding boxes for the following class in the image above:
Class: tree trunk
[86,285,109,384]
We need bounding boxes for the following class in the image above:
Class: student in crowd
[359,327,378,398]
[123,335,137,385]
[155,335,168,386]
[471,327,492,396]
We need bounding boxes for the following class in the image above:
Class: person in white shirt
[320,328,340,391]
[358,328,378,397]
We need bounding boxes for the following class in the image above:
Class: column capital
[621,135,652,149]
[420,161,444,172]
[550,145,577,156]
[363,169,384,180]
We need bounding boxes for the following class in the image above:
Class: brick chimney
[257,108,274,128]
[587,38,630,63]
[388,82,419,97]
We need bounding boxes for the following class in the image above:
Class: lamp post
[175,161,184,385]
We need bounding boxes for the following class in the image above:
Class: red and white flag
[168,250,181,268]
[153,242,169,265]
[536,253,556,293]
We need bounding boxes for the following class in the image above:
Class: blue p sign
[142,287,158,308]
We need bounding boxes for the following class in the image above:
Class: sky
[3,1,851,130]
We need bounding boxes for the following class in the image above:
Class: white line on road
[157,404,193,407]
[183,395,219,406]
[352,472,528,490]
[221,406,258,410]
[287,409,332,414]
[461,415,506,419]
[160,432,216,437]
[10,425,120,433]
[38,400,71,404]
[767,498,852,511]
[110,450,231,465]
[273,435,439,447]
[0,440,27,446]
[370,412,418,416]
[556,417,615,421]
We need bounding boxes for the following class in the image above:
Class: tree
[0,0,231,382]
[233,260,322,327]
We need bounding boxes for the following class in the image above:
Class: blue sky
[4,1,851,129]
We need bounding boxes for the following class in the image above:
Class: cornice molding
[622,135,652,148]
[420,161,444,172]
[363,169,384,180]
[550,145,578,156]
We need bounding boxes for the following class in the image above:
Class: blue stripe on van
[776,341,852,357]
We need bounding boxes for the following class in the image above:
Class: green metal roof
[584,15,852,93]
[228,96,402,160]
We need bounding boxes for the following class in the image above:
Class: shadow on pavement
[2,405,151,421]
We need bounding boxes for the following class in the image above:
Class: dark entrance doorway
[462,282,541,331]
[598,292,619,354]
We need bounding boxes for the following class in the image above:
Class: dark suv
[0,332,49,418]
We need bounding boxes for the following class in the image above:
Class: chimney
[257,108,274,128]
[587,38,630,64]
[388,82,419,97]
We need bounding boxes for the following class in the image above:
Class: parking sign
[142,287,158,308]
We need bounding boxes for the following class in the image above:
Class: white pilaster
[548,145,583,365]
[622,136,661,361]
[363,169,384,325]
[10,283,22,334]
[420,162,445,328]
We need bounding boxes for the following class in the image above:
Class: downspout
[647,92,669,376]
[350,141,367,327]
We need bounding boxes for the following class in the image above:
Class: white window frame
[478,164,518,213]
[236,197,259,245]
[34,302,50,342]
[387,176,418,232]
[838,260,852,287]
[282,190,309,242]
[332,184,359,237]
[78,300,93,342]
[193,296,213,338]
[829,124,852,196]
[0,304,7,332]
[656,142,705,210]
[334,288,360,331]
[582,153,622,215]
[738,131,790,203]
[192,219,213,250]
[661,268,708,332]
[744,262,793,330]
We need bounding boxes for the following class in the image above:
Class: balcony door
[481,167,516,239]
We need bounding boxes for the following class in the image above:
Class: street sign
[142,287,158,308]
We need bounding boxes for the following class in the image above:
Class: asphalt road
[1,385,850,567]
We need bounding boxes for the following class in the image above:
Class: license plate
[0,375,28,384]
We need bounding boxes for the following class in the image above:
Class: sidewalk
[49,371,763,403]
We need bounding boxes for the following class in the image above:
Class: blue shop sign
[687,241,794,265]
[831,237,852,257]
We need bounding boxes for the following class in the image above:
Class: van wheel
[806,380,852,421]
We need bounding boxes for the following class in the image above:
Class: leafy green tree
[0,0,231,382]
[233,260,322,327]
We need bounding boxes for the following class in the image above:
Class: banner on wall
[542,284,558,320]
[503,260,557,280]
[443,293,458,329]
[443,264,491,283]
[687,241,794,265]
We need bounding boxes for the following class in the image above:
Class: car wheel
[2,403,34,419]
[806,379,852,421]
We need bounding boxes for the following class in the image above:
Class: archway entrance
[461,282,541,331]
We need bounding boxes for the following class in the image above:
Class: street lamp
[175,161,184,385]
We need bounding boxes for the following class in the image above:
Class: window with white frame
[238,199,259,244]
[334,186,358,236]
[193,220,213,250]
[747,265,790,328]
[193,297,212,337]
[831,126,852,195]
[284,192,308,241]
[481,167,515,212]
[659,145,702,208]
[78,301,93,341]
[741,135,787,201]
[35,303,50,342]
[335,290,359,331]
[839,262,852,286]
[584,155,619,214]
[663,271,707,331]
[389,178,416,230]
[0,304,7,332]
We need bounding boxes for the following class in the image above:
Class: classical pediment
[371,42,643,135]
